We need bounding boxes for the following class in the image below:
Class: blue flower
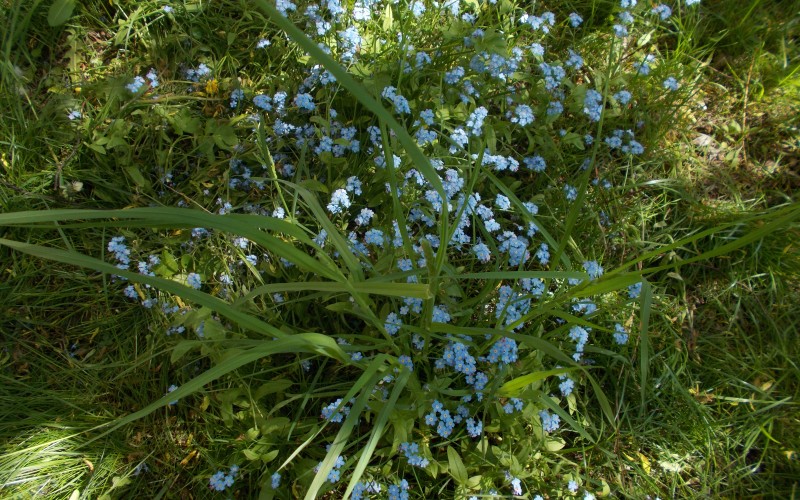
[432,305,451,323]
[209,469,236,491]
[253,94,272,110]
[628,281,642,299]
[327,189,351,214]
[187,273,202,289]
[487,337,518,365]
[415,127,437,145]
[663,76,680,91]
[559,377,575,396]
[321,398,350,422]
[339,26,362,62]
[473,242,491,263]
[444,66,465,84]
[582,260,604,280]
[569,12,583,27]
[424,412,438,425]
[364,228,385,246]
[511,104,534,126]
[539,63,566,92]
[540,409,560,432]
[497,231,529,266]
[400,441,428,467]
[613,323,629,344]
[354,208,374,226]
[613,90,632,104]
[651,3,672,20]
[564,184,578,202]
[466,418,483,437]
[436,409,455,437]
[108,236,131,266]
[229,89,244,108]
[294,92,315,112]
[495,194,511,210]
[126,76,146,93]
[566,49,584,70]
[415,51,431,69]
[524,155,546,172]
[510,476,523,496]
[547,100,564,116]
[276,0,297,15]
[568,480,579,494]
[385,313,402,335]
[583,89,603,122]
[466,107,488,136]
[397,354,413,371]
[271,472,281,489]
[634,54,656,75]
[388,480,410,500]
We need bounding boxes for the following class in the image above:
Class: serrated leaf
[48,0,76,26]
[382,4,393,30]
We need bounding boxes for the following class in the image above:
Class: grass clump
[1,0,798,498]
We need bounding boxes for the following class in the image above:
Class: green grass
[1,0,799,497]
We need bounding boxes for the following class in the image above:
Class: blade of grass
[343,369,410,499]
[638,279,653,415]
[85,333,347,444]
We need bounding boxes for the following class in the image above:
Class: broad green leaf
[498,368,573,397]
[48,0,75,26]
[447,446,468,485]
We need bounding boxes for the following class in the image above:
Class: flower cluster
[209,465,239,492]
[314,454,346,483]
[321,398,352,423]
[399,442,429,468]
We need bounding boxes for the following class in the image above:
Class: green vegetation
[1,0,798,498]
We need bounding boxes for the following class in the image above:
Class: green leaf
[124,166,148,188]
[447,446,468,485]
[638,279,653,414]
[498,367,573,397]
[254,380,293,398]
[261,449,279,463]
[48,0,75,26]
[170,341,203,363]
[382,3,393,31]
